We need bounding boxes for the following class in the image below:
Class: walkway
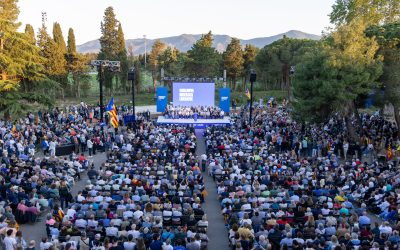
[195,129,230,250]
[19,152,107,244]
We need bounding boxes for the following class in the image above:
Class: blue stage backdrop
[219,88,230,113]
[156,87,168,112]
[172,82,215,107]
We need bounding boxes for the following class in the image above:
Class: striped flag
[106,97,119,128]
[12,124,17,133]
[245,88,251,99]
[387,144,393,160]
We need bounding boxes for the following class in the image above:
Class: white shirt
[4,236,17,250]
[123,242,136,250]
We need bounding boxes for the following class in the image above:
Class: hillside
[77,30,321,54]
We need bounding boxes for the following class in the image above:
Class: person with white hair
[280,232,293,248]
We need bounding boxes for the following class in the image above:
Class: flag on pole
[245,88,251,99]
[387,144,393,160]
[12,124,17,133]
[106,97,119,128]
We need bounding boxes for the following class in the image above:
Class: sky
[17,0,336,45]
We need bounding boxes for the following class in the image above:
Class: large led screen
[172,82,215,107]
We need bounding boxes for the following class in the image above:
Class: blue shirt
[150,240,163,250]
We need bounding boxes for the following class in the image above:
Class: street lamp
[288,65,295,102]
[249,69,256,126]
[128,67,135,124]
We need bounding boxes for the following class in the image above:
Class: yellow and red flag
[245,88,251,99]
[387,144,393,160]
[106,97,119,128]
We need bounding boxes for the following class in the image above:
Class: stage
[156,116,231,128]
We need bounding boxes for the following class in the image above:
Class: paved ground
[195,129,230,250]
[19,152,107,244]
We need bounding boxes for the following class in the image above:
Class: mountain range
[77,30,321,54]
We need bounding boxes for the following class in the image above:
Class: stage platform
[157,116,231,128]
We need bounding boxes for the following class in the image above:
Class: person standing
[41,137,49,156]
[59,181,71,210]
[49,140,56,157]
[87,138,93,157]
[3,229,17,250]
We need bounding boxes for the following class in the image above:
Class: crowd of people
[163,106,225,120]
[40,122,209,250]
[204,105,400,250]
[1,99,400,250]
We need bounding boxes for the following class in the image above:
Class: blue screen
[172,82,215,107]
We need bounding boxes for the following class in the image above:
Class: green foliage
[149,39,167,90]
[293,20,383,123]
[24,24,35,44]
[366,22,400,129]
[185,31,222,77]
[116,23,128,92]
[255,36,318,90]
[98,6,120,91]
[0,0,20,32]
[0,0,45,92]
[67,28,77,55]
[330,0,400,26]
[223,38,243,89]
[242,44,258,77]
[53,22,67,54]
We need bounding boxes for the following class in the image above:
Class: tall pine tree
[223,38,244,91]
[185,31,221,77]
[24,24,36,45]
[116,23,128,93]
[67,28,76,55]
[52,22,68,94]
[0,0,48,117]
[149,40,167,92]
[66,27,90,98]
[98,6,119,93]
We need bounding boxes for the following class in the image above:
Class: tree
[366,22,400,134]
[53,22,67,54]
[67,28,76,54]
[0,0,20,33]
[24,24,35,45]
[149,39,167,92]
[52,22,68,94]
[255,37,317,92]
[330,0,400,26]
[116,23,128,93]
[293,20,383,140]
[242,44,258,90]
[223,38,243,91]
[0,0,50,117]
[37,21,67,97]
[65,28,91,98]
[185,31,221,77]
[98,6,119,93]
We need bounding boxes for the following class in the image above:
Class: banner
[156,87,168,112]
[219,88,230,113]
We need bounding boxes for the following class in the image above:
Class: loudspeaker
[128,71,135,81]
[250,70,257,82]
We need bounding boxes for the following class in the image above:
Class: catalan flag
[245,88,251,99]
[387,144,393,160]
[106,97,119,128]
[12,124,17,134]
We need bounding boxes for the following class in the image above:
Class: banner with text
[219,88,230,113]
[172,82,215,107]
[156,87,168,112]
